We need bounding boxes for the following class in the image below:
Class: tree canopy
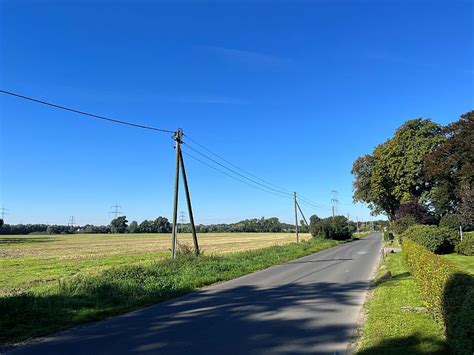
[352,118,442,220]
[352,111,474,228]
[425,111,474,217]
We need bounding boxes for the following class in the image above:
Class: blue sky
[0,0,472,225]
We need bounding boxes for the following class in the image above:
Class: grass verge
[353,231,372,239]
[0,238,337,346]
[442,253,474,274]
[356,253,447,354]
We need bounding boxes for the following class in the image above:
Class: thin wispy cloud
[36,86,250,106]
[197,45,290,68]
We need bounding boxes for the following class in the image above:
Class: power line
[2,89,336,226]
[0,89,175,134]
[182,150,293,200]
[183,143,293,198]
[297,195,331,210]
[184,136,334,211]
[297,198,331,211]
[184,135,293,195]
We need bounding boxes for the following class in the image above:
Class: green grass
[353,231,372,238]
[356,253,447,354]
[442,253,474,274]
[0,237,337,345]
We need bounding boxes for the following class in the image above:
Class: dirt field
[0,232,310,295]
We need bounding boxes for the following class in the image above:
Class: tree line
[0,215,386,236]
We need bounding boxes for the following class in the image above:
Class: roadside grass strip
[0,238,337,345]
[356,253,447,354]
[442,253,474,274]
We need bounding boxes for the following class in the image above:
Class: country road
[9,233,383,355]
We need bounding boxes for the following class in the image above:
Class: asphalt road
[9,233,382,355]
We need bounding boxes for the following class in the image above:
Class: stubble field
[0,232,311,296]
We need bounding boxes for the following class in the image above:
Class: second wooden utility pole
[294,192,299,243]
[171,129,200,259]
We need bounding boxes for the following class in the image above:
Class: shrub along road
[9,233,382,355]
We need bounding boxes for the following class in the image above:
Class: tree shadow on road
[1,279,371,354]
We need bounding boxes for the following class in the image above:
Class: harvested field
[0,232,311,295]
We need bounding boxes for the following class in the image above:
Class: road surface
[9,233,382,355]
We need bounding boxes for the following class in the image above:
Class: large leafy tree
[352,119,443,220]
[425,111,474,217]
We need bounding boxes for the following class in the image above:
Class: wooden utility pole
[171,129,200,259]
[179,148,200,256]
[294,192,299,243]
[171,129,182,259]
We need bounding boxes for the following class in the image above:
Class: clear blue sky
[0,0,472,225]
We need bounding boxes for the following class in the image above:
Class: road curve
[9,233,382,355]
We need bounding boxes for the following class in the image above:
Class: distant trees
[0,224,49,235]
[193,217,291,233]
[136,217,172,233]
[152,217,172,233]
[110,216,128,234]
[128,221,138,234]
[80,225,110,234]
[0,219,3,228]
[309,215,354,240]
[0,216,313,235]
[352,111,474,230]
[46,225,71,235]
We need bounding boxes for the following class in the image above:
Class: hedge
[402,224,459,254]
[439,213,462,230]
[402,239,474,354]
[383,231,394,241]
[392,215,417,235]
[455,233,474,256]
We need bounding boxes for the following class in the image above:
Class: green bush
[455,233,474,256]
[383,231,394,241]
[403,239,474,354]
[309,215,353,240]
[402,224,459,254]
[439,213,462,230]
[392,215,417,235]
